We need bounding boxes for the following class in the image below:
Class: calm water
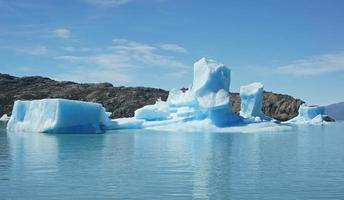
[1,123,344,200]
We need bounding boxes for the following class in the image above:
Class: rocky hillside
[0,73,304,121]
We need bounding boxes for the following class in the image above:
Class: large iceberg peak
[192,57,231,109]
[192,57,240,126]
[193,57,230,93]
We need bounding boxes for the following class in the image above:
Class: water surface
[1,123,344,199]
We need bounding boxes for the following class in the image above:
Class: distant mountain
[326,102,344,121]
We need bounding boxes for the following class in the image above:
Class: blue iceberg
[286,104,326,124]
[7,99,110,133]
[239,82,270,121]
[125,57,241,128]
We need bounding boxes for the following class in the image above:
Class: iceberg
[7,99,110,133]
[286,104,326,124]
[0,114,10,121]
[132,57,241,128]
[239,82,270,121]
[0,114,10,129]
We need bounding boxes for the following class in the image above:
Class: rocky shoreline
[0,73,305,121]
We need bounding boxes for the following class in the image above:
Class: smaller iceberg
[287,104,327,124]
[239,82,270,121]
[7,99,110,133]
[0,114,10,129]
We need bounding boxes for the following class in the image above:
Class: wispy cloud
[53,28,71,39]
[277,52,344,76]
[80,0,133,7]
[56,39,189,84]
[17,45,48,56]
[159,43,187,53]
[54,67,132,84]
[61,46,101,52]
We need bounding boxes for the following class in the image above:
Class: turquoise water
[1,123,344,199]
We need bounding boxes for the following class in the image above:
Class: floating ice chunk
[298,104,325,119]
[106,118,144,130]
[0,114,10,121]
[240,82,266,119]
[7,99,109,133]
[0,114,10,129]
[287,104,326,124]
[134,100,170,121]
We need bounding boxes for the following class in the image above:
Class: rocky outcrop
[0,73,305,121]
[0,74,168,119]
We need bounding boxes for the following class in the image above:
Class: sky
[0,0,344,105]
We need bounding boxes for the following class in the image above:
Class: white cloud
[61,46,99,52]
[54,67,131,84]
[56,39,189,84]
[159,43,187,53]
[277,52,344,76]
[81,0,133,7]
[62,46,75,52]
[17,46,48,56]
[53,28,71,39]
[57,39,188,70]
[18,66,34,72]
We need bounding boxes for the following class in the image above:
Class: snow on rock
[239,82,268,120]
[287,104,326,124]
[7,99,110,133]
[134,100,170,121]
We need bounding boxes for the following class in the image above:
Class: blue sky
[0,0,344,105]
